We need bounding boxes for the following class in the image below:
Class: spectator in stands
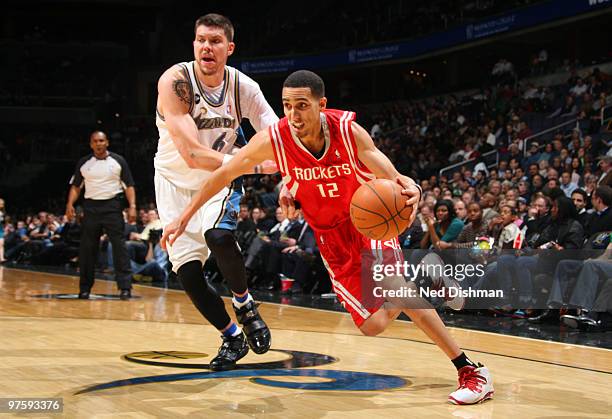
[236,204,255,232]
[547,214,610,299]
[524,195,551,248]
[571,189,592,229]
[527,163,539,179]
[511,196,583,315]
[461,191,474,206]
[558,242,612,332]
[597,156,612,187]
[130,228,168,283]
[31,210,81,266]
[252,206,275,233]
[560,171,579,197]
[523,142,541,168]
[483,124,497,148]
[279,217,317,295]
[548,95,577,119]
[125,209,163,264]
[454,199,468,223]
[421,199,464,250]
[518,180,531,201]
[479,192,499,225]
[517,122,533,141]
[569,78,588,97]
[488,180,502,198]
[245,207,306,290]
[586,186,612,237]
[569,157,583,185]
[446,202,488,249]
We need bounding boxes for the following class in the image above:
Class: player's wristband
[222,154,234,166]
[414,183,423,201]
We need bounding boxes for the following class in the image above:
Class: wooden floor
[1,266,611,418]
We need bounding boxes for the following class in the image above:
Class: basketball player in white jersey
[155,13,278,371]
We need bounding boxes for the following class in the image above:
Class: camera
[148,229,162,245]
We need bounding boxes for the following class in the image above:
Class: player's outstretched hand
[396,175,420,225]
[279,183,296,219]
[260,160,279,174]
[160,218,187,250]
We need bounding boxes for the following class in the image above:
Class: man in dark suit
[596,156,612,187]
[586,185,612,237]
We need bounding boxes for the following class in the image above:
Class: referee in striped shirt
[65,131,137,300]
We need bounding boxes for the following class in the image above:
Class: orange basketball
[349,179,413,241]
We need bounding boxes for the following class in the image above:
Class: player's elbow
[185,158,198,169]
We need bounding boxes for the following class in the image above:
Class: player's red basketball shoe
[448,364,494,405]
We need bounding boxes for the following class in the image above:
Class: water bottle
[403,234,412,248]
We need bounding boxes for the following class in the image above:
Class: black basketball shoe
[233,301,271,354]
[209,332,249,371]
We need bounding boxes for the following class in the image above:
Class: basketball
[349,179,413,241]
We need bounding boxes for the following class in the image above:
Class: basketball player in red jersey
[161,70,494,405]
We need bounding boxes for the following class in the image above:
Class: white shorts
[154,172,242,272]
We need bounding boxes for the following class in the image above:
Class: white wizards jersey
[154,62,278,190]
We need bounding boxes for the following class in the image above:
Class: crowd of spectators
[2,56,611,333]
[0,204,169,285]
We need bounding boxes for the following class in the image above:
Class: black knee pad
[177,260,231,330]
[205,228,238,251]
[205,229,247,295]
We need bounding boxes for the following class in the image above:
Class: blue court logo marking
[76,349,407,394]
[76,369,406,394]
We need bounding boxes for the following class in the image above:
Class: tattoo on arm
[172,78,193,106]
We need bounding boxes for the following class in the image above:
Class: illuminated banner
[235,0,612,74]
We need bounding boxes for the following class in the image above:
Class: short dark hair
[571,188,588,202]
[90,131,107,140]
[283,70,325,99]
[594,185,612,206]
[195,13,234,42]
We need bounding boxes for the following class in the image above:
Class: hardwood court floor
[1,266,611,418]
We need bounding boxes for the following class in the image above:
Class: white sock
[232,293,253,309]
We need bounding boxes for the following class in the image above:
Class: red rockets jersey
[269,109,375,231]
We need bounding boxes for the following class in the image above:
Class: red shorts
[315,219,403,327]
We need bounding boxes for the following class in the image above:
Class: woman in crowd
[421,199,464,250]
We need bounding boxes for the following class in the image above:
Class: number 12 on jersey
[316,182,339,198]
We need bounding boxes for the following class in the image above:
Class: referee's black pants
[80,199,132,292]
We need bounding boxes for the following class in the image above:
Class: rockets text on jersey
[269,109,375,231]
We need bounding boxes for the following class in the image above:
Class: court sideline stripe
[21,267,609,353]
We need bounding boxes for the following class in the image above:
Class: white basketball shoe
[448,364,494,405]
